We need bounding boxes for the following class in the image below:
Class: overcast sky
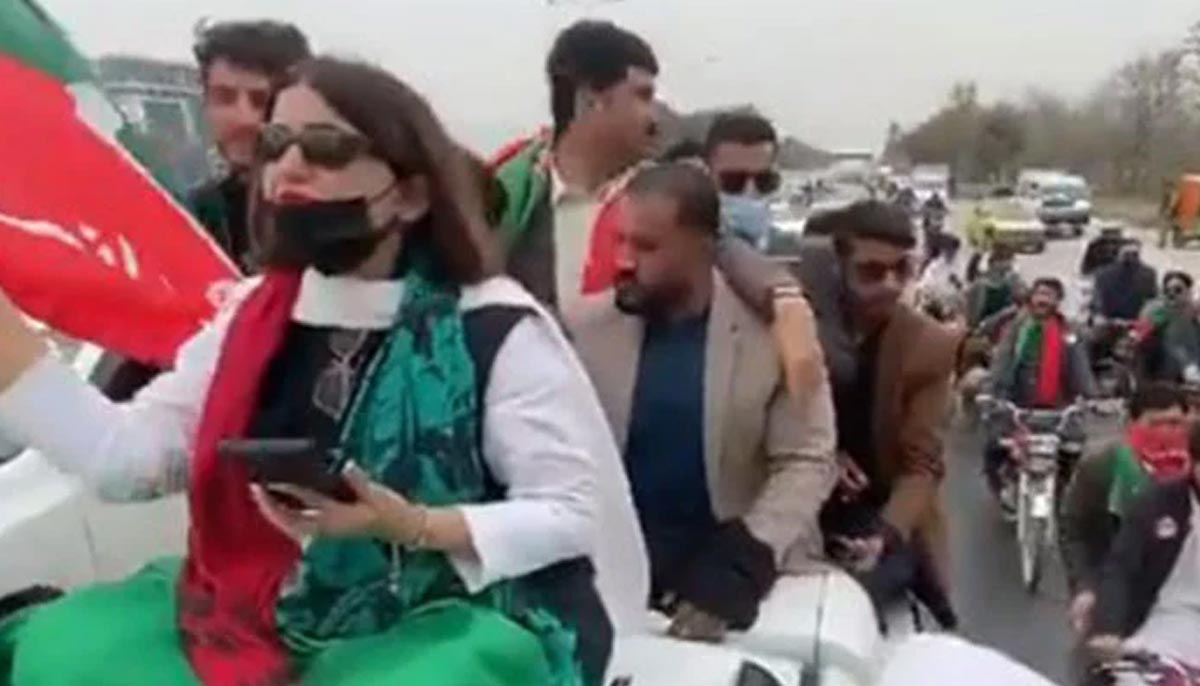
[39,0,1200,152]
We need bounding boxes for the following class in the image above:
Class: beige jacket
[566,272,837,572]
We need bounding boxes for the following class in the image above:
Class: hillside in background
[656,102,835,170]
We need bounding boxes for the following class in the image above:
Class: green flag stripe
[0,0,93,84]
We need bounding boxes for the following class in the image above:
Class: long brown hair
[254,56,500,283]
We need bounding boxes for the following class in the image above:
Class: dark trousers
[856,541,917,631]
[821,500,957,632]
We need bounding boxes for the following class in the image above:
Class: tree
[975,104,1026,181]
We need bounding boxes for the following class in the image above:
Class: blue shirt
[624,311,717,592]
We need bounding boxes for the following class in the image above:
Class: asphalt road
[941,220,1200,684]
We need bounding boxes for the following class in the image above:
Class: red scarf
[1034,316,1063,408]
[177,271,304,686]
[1127,423,1192,480]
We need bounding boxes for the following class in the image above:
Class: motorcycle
[1093,649,1200,686]
[977,397,1086,593]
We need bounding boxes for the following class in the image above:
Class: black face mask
[262,196,397,275]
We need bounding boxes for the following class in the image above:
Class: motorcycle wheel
[1020,514,1046,594]
[1016,471,1045,593]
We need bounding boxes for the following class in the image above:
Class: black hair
[704,112,778,160]
[193,20,310,85]
[660,139,705,163]
[545,20,658,139]
[830,201,916,256]
[1030,277,1065,300]
[1129,383,1188,421]
[1164,270,1194,290]
[990,243,1016,261]
[626,163,720,237]
[803,210,838,237]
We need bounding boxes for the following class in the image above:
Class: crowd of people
[904,176,1200,683]
[0,14,1196,686]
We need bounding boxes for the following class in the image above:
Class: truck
[911,164,952,205]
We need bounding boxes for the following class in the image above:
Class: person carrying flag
[0,56,643,686]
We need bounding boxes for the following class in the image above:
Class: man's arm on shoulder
[715,238,824,397]
[744,363,838,563]
[882,327,957,539]
[714,237,792,319]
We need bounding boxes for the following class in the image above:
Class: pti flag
[0,0,237,366]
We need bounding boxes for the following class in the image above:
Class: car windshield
[913,177,945,191]
[1041,182,1086,199]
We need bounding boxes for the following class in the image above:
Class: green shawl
[274,260,580,685]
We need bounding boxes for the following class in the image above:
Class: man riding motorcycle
[1134,271,1200,385]
[1079,227,1128,279]
[1088,241,1157,380]
[920,192,949,265]
[985,278,1097,502]
[1060,384,1191,644]
[916,233,964,324]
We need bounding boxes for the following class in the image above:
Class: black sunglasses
[851,256,913,285]
[717,169,781,196]
[256,123,372,170]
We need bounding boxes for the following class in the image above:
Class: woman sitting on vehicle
[0,57,643,686]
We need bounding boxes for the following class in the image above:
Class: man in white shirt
[492,19,827,398]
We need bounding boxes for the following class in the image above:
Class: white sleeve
[0,318,226,502]
[449,316,599,592]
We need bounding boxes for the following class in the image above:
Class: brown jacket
[566,272,838,573]
[870,304,961,584]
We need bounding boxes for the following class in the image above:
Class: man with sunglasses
[188,20,310,272]
[1134,271,1200,385]
[493,20,825,398]
[808,201,960,629]
[704,112,782,250]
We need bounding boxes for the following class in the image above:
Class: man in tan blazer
[566,163,837,643]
